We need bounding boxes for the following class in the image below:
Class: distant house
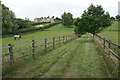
[34,18,55,23]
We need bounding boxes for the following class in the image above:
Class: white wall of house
[34,18,55,23]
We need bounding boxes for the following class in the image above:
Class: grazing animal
[14,35,21,40]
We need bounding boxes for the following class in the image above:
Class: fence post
[71,35,72,41]
[59,36,60,46]
[75,34,77,38]
[53,37,55,48]
[8,44,14,63]
[45,38,47,52]
[63,36,64,44]
[103,38,106,49]
[74,34,75,39]
[66,36,67,42]
[67,35,69,41]
[108,40,111,56]
[118,44,120,79]
[32,40,35,58]
[76,34,77,38]
[118,62,120,79]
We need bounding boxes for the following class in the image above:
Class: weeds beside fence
[95,34,120,78]
[1,34,79,65]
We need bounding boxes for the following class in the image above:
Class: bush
[30,22,51,26]
[2,22,61,35]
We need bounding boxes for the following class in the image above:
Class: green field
[3,33,116,78]
[2,22,119,78]
[2,24,74,47]
[2,24,75,65]
[99,21,119,44]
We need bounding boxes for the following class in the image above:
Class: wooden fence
[0,34,79,65]
[95,34,120,78]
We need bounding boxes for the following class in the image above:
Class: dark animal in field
[14,35,21,40]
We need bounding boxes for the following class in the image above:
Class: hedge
[2,22,61,35]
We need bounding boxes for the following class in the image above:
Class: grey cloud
[1,0,120,20]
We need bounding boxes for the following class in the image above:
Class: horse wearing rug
[14,35,21,40]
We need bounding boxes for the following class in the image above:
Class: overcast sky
[1,0,120,21]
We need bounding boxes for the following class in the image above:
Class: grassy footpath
[41,34,115,78]
[3,34,116,78]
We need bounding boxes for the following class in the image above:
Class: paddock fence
[1,34,79,65]
[95,34,120,78]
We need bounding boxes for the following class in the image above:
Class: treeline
[9,22,60,35]
[61,4,112,35]
[110,15,120,20]
[2,4,61,35]
[2,4,32,35]
[61,12,73,27]
[31,22,50,26]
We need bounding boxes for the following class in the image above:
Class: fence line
[95,34,120,78]
[1,34,79,65]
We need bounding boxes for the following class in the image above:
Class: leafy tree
[74,18,86,34]
[74,4,112,36]
[116,15,120,20]
[41,17,43,19]
[61,12,73,27]
[16,18,31,29]
[55,17,61,22]
[2,4,19,33]
[110,16,115,20]
[2,4,31,34]
[52,16,54,19]
[47,16,49,18]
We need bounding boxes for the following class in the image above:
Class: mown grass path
[3,34,114,78]
[42,34,112,78]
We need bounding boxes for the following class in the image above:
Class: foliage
[52,16,54,18]
[16,18,31,29]
[55,17,61,22]
[30,22,50,26]
[61,12,73,27]
[115,15,120,20]
[74,4,112,35]
[110,17,115,20]
[47,16,49,18]
[2,22,60,35]
[2,4,19,33]
[2,4,32,34]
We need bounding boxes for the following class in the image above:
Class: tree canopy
[74,4,112,35]
[2,4,31,34]
[116,15,120,20]
[2,4,19,33]
[110,16,115,20]
[61,12,73,27]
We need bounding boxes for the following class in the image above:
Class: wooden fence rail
[0,34,79,65]
[95,34,120,78]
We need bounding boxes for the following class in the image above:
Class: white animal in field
[14,35,21,40]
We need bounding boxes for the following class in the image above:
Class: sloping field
[99,21,119,44]
[3,34,116,78]
[2,24,74,47]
